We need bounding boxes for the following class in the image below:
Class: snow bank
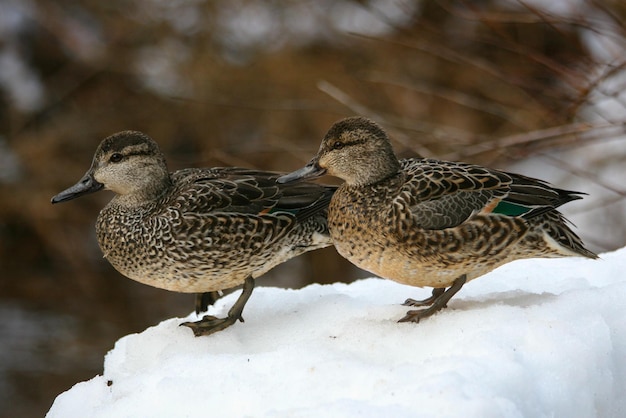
[47,248,626,417]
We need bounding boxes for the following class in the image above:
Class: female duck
[52,131,335,336]
[279,117,596,323]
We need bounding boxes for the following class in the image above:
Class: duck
[52,131,335,336]
[278,116,597,323]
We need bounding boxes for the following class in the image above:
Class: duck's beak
[51,171,103,204]
[277,161,326,184]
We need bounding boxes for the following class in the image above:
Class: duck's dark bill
[277,163,326,184]
[51,173,104,204]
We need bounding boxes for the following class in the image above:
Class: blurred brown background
[1,1,625,416]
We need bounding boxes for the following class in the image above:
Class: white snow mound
[47,248,626,417]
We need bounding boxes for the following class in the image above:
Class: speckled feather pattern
[281,117,597,290]
[329,159,592,288]
[54,132,334,294]
[97,170,331,292]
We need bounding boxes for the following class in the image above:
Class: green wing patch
[492,200,533,217]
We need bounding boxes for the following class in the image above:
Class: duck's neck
[348,151,401,187]
[113,173,173,208]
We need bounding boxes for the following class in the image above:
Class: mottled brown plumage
[52,131,335,336]
[279,116,597,323]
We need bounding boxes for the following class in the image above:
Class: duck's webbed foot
[403,287,445,307]
[182,276,254,336]
[195,291,224,314]
[398,274,467,323]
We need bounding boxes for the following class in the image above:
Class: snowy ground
[47,248,626,418]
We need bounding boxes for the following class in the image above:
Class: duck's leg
[195,291,223,314]
[402,288,445,307]
[182,276,255,337]
[398,274,467,323]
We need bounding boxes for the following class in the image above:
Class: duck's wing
[170,167,335,221]
[398,158,584,230]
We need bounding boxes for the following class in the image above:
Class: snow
[47,248,626,418]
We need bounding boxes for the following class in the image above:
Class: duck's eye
[331,141,344,150]
[109,153,123,163]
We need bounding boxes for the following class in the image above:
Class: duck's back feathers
[500,172,584,219]
[397,158,587,232]
[169,167,335,222]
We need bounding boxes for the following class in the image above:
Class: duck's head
[51,131,170,204]
[278,117,400,187]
